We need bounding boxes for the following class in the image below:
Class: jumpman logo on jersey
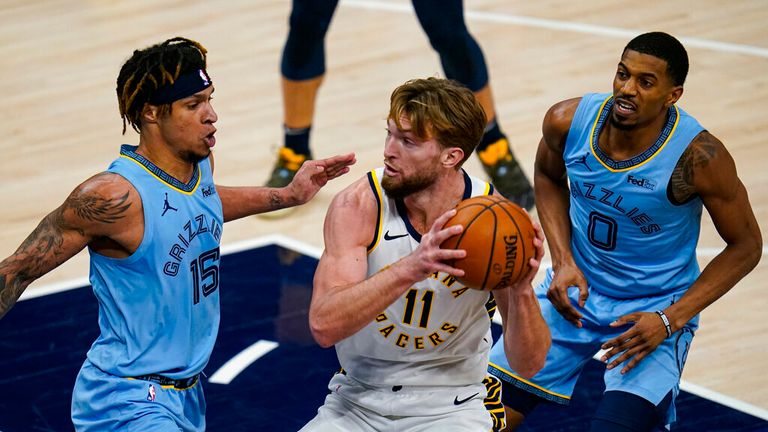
[162,193,178,216]
[571,153,593,171]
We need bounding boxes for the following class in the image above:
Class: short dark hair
[116,37,208,134]
[624,32,689,86]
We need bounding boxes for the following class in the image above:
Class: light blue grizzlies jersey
[565,93,704,298]
[334,168,496,387]
[87,145,223,379]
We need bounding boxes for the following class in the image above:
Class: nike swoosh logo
[453,392,479,405]
[383,230,408,241]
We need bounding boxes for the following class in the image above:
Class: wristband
[655,310,672,338]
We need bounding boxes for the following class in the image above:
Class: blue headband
[149,69,212,105]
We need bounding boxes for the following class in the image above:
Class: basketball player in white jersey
[301,77,551,431]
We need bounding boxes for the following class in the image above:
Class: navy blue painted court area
[2,241,767,431]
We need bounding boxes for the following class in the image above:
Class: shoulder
[63,172,141,227]
[542,97,582,150]
[327,174,378,218]
[670,130,735,203]
[543,98,581,132]
[678,130,732,176]
[323,174,379,244]
[74,171,138,202]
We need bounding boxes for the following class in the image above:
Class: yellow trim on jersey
[119,154,201,195]
[488,361,571,400]
[125,376,199,391]
[590,96,681,173]
[483,181,492,196]
[367,169,385,254]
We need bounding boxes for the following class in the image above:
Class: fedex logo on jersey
[627,175,656,191]
[201,184,216,198]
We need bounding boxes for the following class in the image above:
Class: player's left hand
[509,219,545,293]
[599,311,668,374]
[288,153,356,204]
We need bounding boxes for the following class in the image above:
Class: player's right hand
[404,208,467,281]
[546,263,588,327]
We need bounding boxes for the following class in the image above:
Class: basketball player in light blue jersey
[301,77,550,432]
[0,37,355,431]
[488,32,762,431]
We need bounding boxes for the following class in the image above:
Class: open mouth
[205,131,216,148]
[383,162,398,176]
[614,98,636,116]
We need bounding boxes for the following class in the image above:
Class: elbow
[308,312,338,348]
[507,347,549,379]
[505,333,551,380]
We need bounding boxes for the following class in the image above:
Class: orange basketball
[441,195,536,291]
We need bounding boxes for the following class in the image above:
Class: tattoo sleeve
[0,210,67,318]
[669,132,717,204]
[0,183,132,318]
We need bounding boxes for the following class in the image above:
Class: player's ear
[442,147,464,169]
[141,103,160,124]
[666,85,684,107]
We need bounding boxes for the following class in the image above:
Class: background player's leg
[267,0,339,189]
[589,390,673,432]
[412,0,534,209]
[498,382,545,431]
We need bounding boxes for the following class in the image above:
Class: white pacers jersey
[336,168,496,387]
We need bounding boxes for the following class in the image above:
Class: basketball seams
[449,203,492,249]
[441,195,534,291]
[447,203,493,272]
[481,206,499,291]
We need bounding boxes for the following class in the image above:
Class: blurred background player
[267,0,534,211]
[487,32,762,431]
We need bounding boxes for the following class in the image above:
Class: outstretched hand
[287,153,356,204]
[600,311,669,374]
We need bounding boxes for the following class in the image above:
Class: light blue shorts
[488,268,698,424]
[71,360,205,431]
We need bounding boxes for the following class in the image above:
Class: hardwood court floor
[1,0,766,415]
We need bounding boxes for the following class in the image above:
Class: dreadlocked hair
[116,37,208,134]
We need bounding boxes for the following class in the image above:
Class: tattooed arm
[600,131,763,373]
[664,131,762,331]
[0,172,138,319]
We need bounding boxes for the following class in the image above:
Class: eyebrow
[618,62,659,79]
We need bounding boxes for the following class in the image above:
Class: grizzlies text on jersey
[565,93,704,298]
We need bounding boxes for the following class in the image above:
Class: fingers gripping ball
[441,195,536,291]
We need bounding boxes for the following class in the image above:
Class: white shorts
[299,372,504,431]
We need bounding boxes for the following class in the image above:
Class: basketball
[441,195,536,291]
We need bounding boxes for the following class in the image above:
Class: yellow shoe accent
[278,147,309,171]
[478,138,512,166]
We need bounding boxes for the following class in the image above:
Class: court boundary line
[341,0,768,58]
[16,234,768,421]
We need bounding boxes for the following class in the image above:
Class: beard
[609,110,636,131]
[381,169,438,199]
[181,147,211,164]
